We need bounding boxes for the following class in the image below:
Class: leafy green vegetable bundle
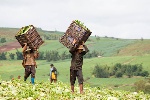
[0,79,150,99]
[16,25,33,36]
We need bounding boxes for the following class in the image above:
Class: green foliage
[93,63,149,78]
[45,50,60,62]
[84,50,100,58]
[115,71,123,78]
[15,49,23,60]
[0,79,150,99]
[37,51,45,60]
[140,71,149,77]
[0,38,6,43]
[92,65,109,78]
[134,78,150,94]
[112,63,148,77]
[9,53,15,60]
[0,52,7,60]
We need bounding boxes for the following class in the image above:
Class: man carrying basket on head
[69,39,89,94]
[22,43,39,84]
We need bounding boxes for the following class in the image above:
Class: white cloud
[0,0,150,39]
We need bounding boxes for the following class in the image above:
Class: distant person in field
[69,39,89,94]
[50,64,57,83]
[22,43,39,84]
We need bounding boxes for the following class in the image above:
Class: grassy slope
[0,55,150,91]
[0,27,63,46]
[115,39,150,56]
[87,37,136,56]
[1,27,150,92]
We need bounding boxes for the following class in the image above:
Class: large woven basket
[60,21,91,50]
[15,25,44,49]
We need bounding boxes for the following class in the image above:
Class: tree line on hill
[92,63,149,78]
[0,49,100,61]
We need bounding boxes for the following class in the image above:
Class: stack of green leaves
[74,20,91,32]
[16,25,33,36]
[0,79,150,99]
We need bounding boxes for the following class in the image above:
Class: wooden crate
[59,21,91,50]
[15,25,44,49]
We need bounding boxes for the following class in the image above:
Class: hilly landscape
[0,27,150,99]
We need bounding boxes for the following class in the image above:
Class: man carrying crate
[69,39,89,94]
[22,43,39,84]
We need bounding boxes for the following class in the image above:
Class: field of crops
[0,55,150,92]
[0,79,150,100]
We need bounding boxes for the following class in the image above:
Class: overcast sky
[0,0,150,39]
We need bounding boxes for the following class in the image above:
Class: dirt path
[0,41,21,53]
[123,58,135,64]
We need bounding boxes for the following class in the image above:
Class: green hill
[0,27,63,45]
[1,27,150,57]
[115,39,150,56]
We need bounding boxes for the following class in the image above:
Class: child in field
[50,64,57,83]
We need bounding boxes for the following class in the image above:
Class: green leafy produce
[16,25,33,36]
[0,79,149,99]
[74,20,90,32]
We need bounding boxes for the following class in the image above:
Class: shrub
[115,71,123,78]
[0,38,6,43]
[92,65,109,78]
[140,71,149,77]
[134,78,150,94]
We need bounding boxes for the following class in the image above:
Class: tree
[140,71,149,77]
[92,65,109,78]
[125,65,133,78]
[1,38,6,43]
[45,50,60,62]
[16,49,23,60]
[37,51,45,60]
[115,71,123,78]
[0,52,7,60]
[61,51,67,60]
[9,53,15,60]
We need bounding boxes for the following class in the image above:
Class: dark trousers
[24,65,36,80]
[70,69,83,85]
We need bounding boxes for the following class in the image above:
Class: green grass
[88,38,136,56]
[1,55,150,91]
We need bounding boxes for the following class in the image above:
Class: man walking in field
[22,43,39,84]
[50,64,57,83]
[69,39,89,94]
